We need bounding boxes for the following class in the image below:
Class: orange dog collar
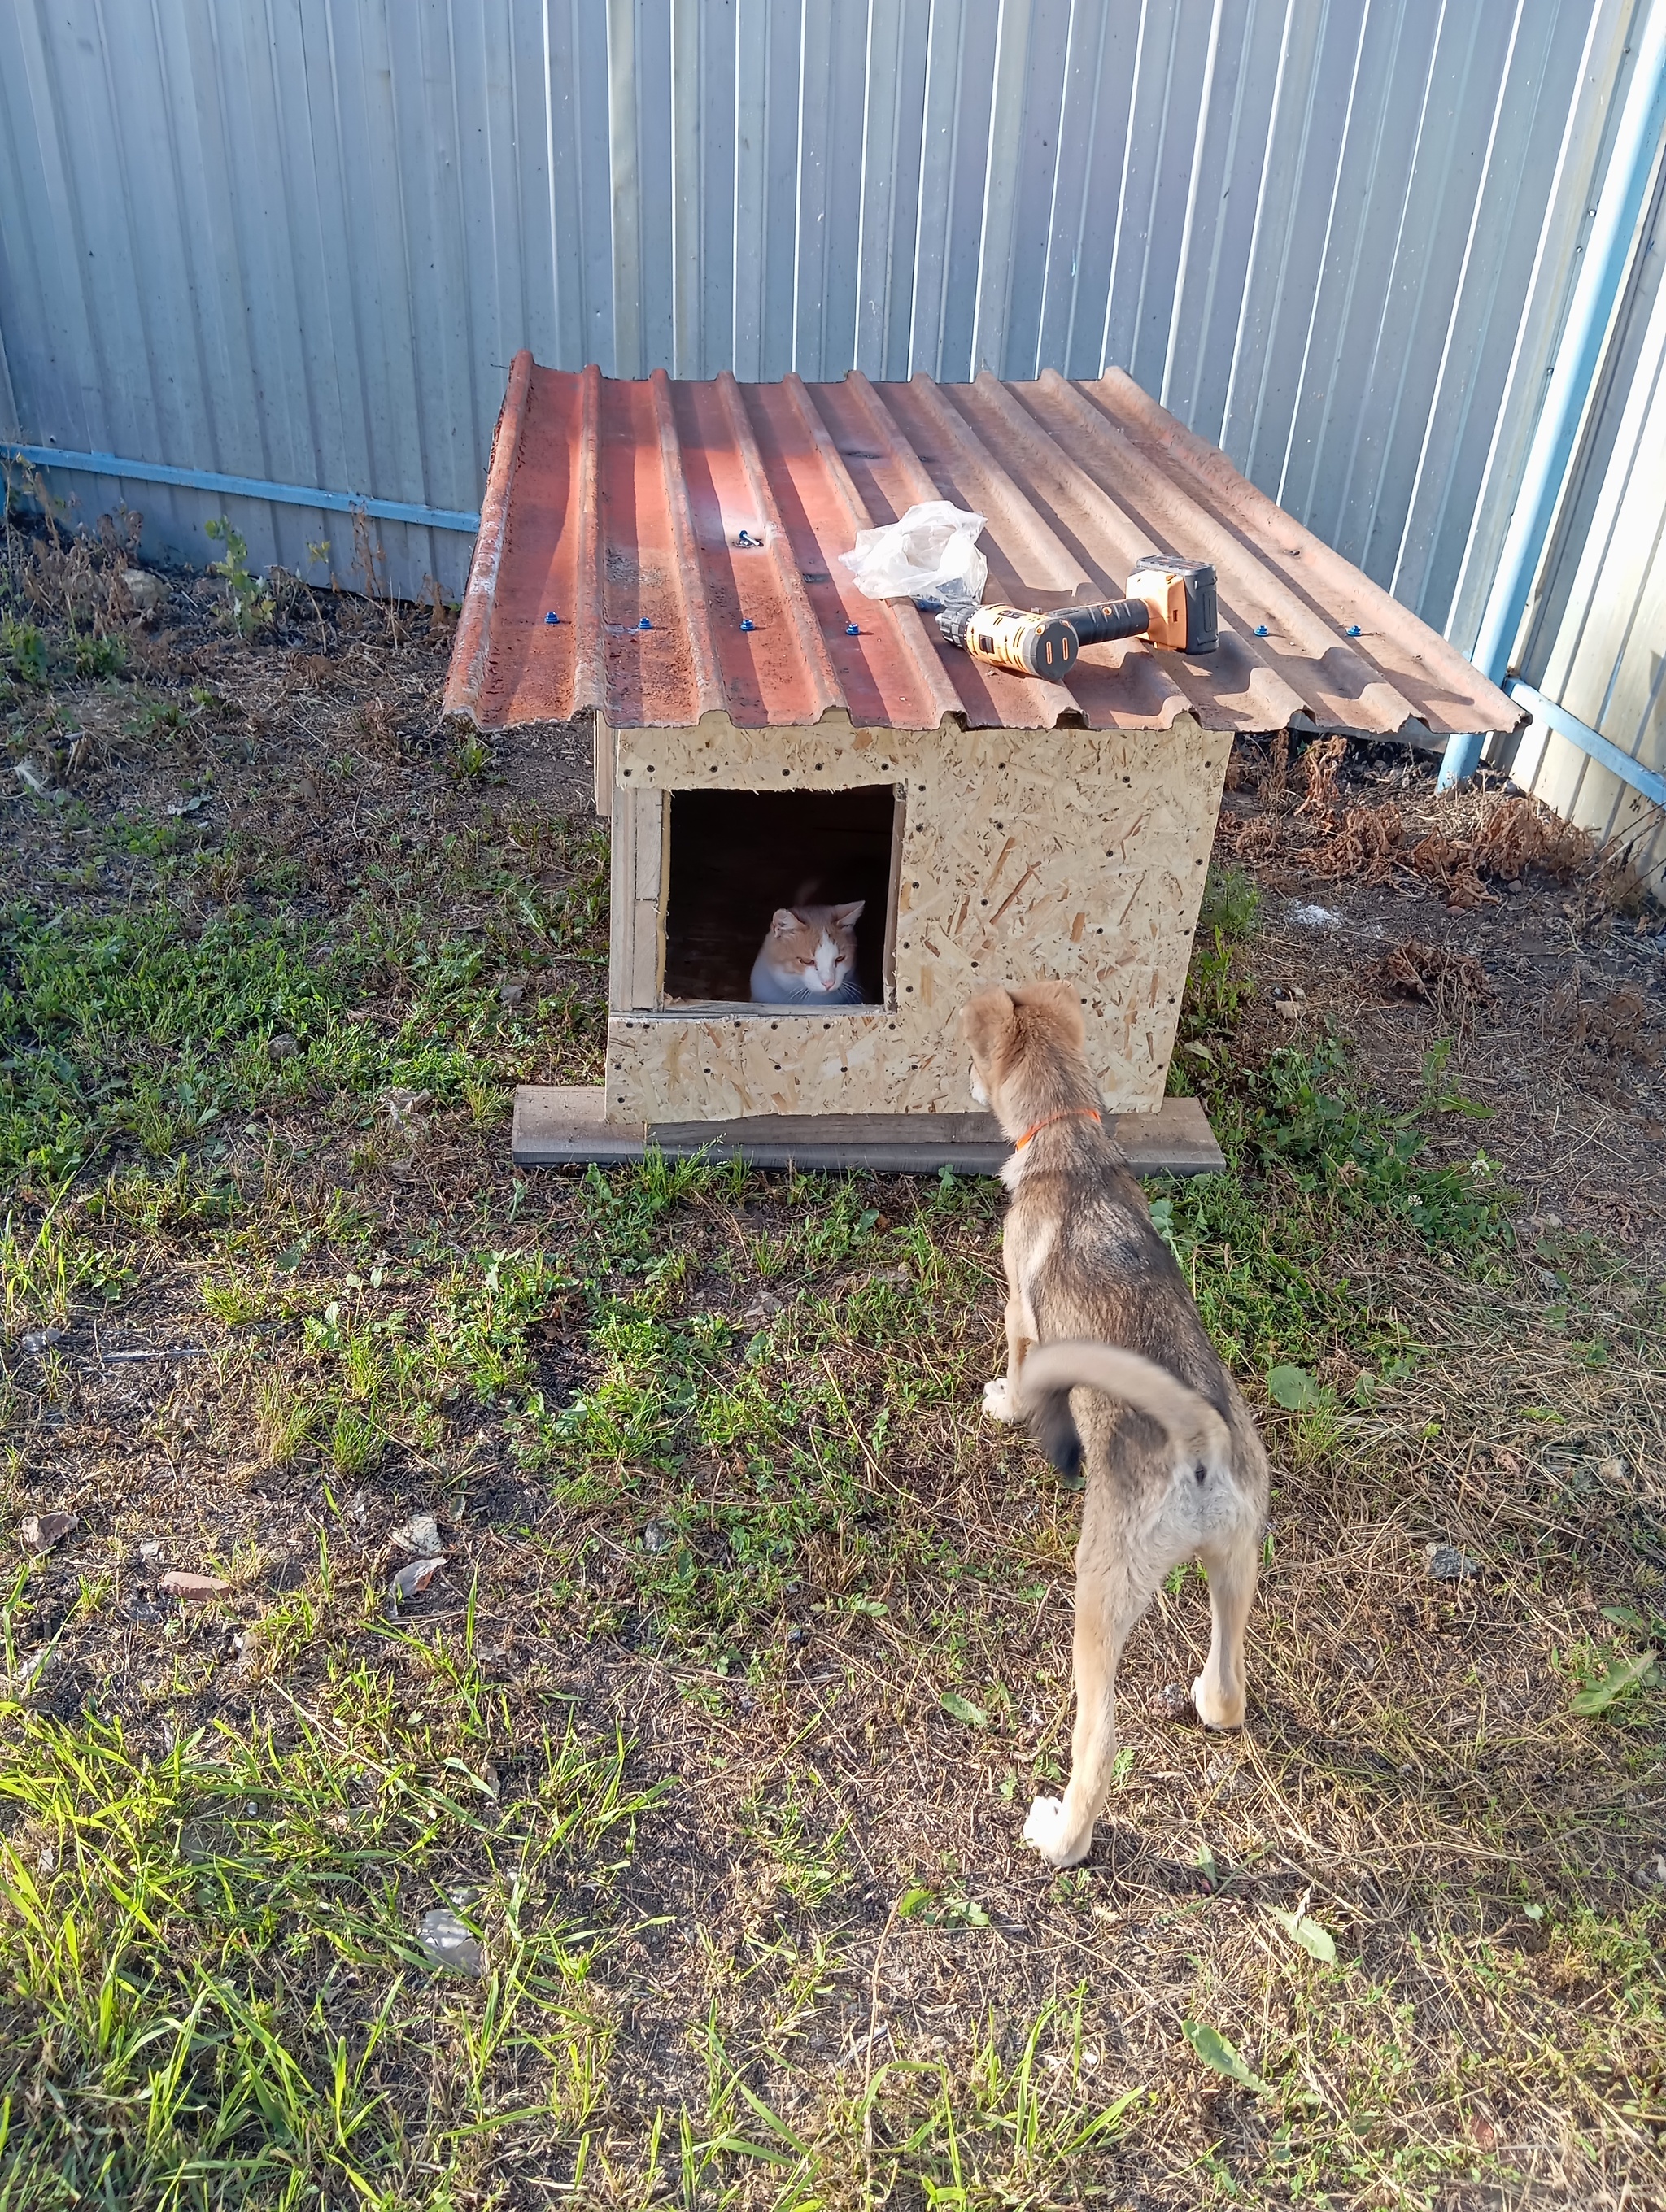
[1011,1107,1103,1152]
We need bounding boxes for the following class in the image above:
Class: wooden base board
[512,1087,1224,1176]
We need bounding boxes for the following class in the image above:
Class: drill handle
[1065,598,1151,647]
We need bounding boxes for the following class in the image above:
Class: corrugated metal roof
[445,352,1522,741]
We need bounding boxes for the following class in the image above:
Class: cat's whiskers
[751,897,866,1007]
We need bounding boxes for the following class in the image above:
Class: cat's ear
[770,908,799,935]
[829,900,865,925]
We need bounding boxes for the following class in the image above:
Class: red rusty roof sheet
[445,351,1522,741]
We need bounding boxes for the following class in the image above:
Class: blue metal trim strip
[1507,678,1666,812]
[0,443,480,535]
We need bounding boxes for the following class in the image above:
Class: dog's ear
[1015,978,1086,1050]
[961,986,1016,1065]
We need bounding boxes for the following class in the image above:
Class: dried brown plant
[1407,828,1490,910]
[1472,794,1594,882]
[1376,937,1496,1018]
[1296,734,1346,818]
[1311,801,1403,881]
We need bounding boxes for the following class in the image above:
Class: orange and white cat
[750,899,866,1004]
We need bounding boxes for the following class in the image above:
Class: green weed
[739,1774,851,1907]
[1150,1035,1513,1374]
[1175,861,1261,1062]
[69,630,124,679]
[204,517,274,637]
[253,1373,319,1468]
[453,730,492,779]
[669,1997,1140,2205]
[1197,860,1261,943]
[1250,1035,1507,1247]
[1,1208,125,1334]
[0,615,47,686]
[0,898,545,1191]
[329,1403,382,1477]
[203,1274,273,1326]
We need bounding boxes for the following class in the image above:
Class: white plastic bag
[839,500,988,605]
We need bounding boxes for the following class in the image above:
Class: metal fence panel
[1511,146,1666,887]
[0,0,1642,628]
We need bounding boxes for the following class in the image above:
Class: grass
[0,1684,651,2203]
[0,819,608,1188]
[2,528,1664,2205]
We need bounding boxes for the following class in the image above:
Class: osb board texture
[601,713,1226,1121]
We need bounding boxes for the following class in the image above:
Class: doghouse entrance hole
[663,785,900,1007]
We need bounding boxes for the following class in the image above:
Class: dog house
[445,353,1520,1173]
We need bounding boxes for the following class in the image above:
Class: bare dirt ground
[1211,732,1665,1251]
[2,514,1663,2210]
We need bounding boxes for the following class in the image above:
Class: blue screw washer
[1346,624,1362,637]
[1254,624,1269,637]
[844,622,861,637]
[736,529,760,547]
[638,616,652,631]
[543,609,560,625]
[739,617,755,632]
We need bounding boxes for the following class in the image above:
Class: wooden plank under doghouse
[512,1090,1225,1176]
[447,354,1524,1171]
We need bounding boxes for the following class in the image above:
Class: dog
[963,980,1269,1869]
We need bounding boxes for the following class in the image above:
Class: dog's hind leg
[983,1266,1036,1423]
[1023,1508,1153,1868]
[1192,1517,1260,1731]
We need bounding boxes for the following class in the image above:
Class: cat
[750,897,866,1005]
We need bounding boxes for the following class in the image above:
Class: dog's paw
[1191,1671,1246,1731]
[983,1376,1016,1422]
[1023,1794,1092,1868]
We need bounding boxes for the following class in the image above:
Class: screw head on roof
[845,622,860,637]
[737,529,759,546]
[638,616,652,630]
[1254,625,1268,637]
[740,617,755,632]
[543,609,560,625]
[1347,624,1362,637]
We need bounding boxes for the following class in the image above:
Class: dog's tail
[1014,1341,1231,1480]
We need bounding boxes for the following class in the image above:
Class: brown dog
[963,981,1269,1868]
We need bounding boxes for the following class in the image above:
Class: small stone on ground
[20,1511,78,1555]
[1424,1543,1481,1582]
[418,1907,482,1976]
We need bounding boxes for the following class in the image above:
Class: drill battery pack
[1067,560,1219,655]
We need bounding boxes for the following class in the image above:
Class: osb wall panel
[600,712,1228,1122]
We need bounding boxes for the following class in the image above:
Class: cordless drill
[934,556,1219,677]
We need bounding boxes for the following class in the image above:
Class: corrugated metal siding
[0,0,1645,631]
[1510,146,1666,888]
